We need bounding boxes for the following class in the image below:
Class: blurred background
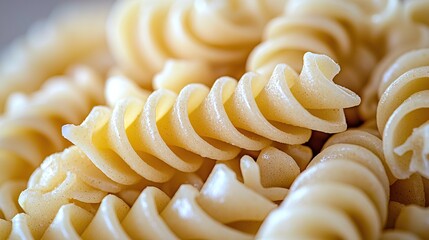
[0,0,112,52]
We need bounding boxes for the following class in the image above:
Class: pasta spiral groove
[17,147,299,239]
[359,0,429,120]
[61,52,358,186]
[376,48,429,179]
[107,0,285,90]
[257,129,390,240]
[0,66,104,184]
[247,0,381,94]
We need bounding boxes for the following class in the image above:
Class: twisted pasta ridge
[0,2,111,113]
[18,150,296,239]
[257,130,390,240]
[360,1,429,120]
[375,48,429,179]
[107,0,286,90]
[247,0,380,95]
[0,66,104,184]
[381,205,429,240]
[61,52,358,186]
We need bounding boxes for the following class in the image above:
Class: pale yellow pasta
[0,66,104,184]
[247,0,380,95]
[375,48,429,179]
[61,53,358,187]
[360,1,429,120]
[251,146,304,191]
[373,0,429,56]
[17,150,296,239]
[257,130,389,240]
[18,144,213,238]
[381,205,429,240]
[104,74,152,108]
[0,181,26,221]
[4,0,429,238]
[7,214,30,239]
[323,129,395,184]
[0,2,111,113]
[42,204,94,240]
[107,0,286,90]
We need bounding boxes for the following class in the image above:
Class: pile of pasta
[0,0,428,239]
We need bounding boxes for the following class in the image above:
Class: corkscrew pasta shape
[0,66,104,184]
[107,0,286,89]
[376,48,429,179]
[247,0,380,94]
[59,52,358,188]
[16,147,299,239]
[360,0,429,120]
[258,130,390,240]
[0,2,110,113]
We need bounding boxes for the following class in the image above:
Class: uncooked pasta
[0,66,104,184]
[376,48,429,179]
[258,129,390,239]
[107,0,285,91]
[0,2,111,113]
[247,0,382,95]
[0,0,428,239]
[16,148,297,239]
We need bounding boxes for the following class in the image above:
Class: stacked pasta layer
[0,0,428,239]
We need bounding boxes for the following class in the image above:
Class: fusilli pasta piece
[257,130,389,240]
[247,0,380,95]
[0,2,111,112]
[0,66,104,184]
[62,52,358,186]
[360,1,429,120]
[107,0,285,90]
[375,48,429,179]
[19,150,295,239]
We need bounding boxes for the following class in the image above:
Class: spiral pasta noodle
[59,52,358,188]
[247,0,382,95]
[0,66,104,184]
[360,0,429,120]
[375,48,429,179]
[0,2,111,113]
[15,147,300,238]
[13,56,342,233]
[107,0,286,91]
[16,146,298,239]
[258,129,390,240]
